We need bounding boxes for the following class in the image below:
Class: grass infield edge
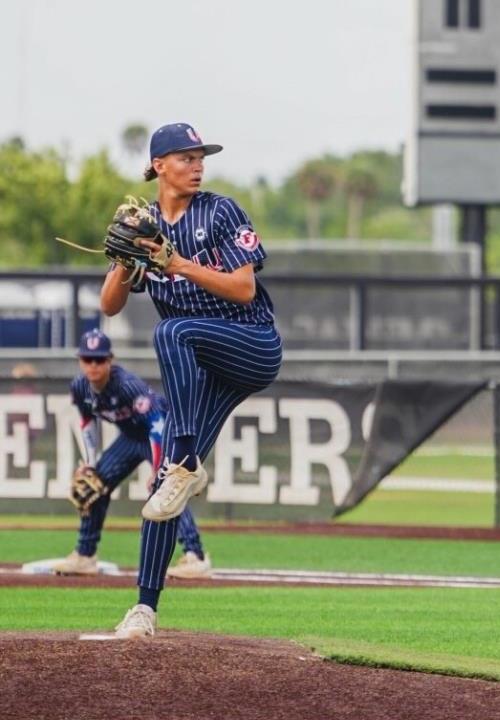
[305,637,500,682]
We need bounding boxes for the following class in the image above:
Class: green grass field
[393,449,494,480]
[340,489,494,526]
[1,449,498,680]
[2,527,500,577]
[2,522,500,680]
[1,585,499,681]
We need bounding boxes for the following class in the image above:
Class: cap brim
[199,144,223,156]
[77,351,112,358]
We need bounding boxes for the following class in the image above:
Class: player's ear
[152,157,165,176]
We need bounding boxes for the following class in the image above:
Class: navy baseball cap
[147,123,223,178]
[77,329,112,358]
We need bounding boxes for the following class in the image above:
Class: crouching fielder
[102,122,282,638]
[53,328,211,578]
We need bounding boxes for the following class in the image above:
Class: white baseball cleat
[53,551,98,576]
[142,457,208,522]
[115,604,157,639]
[167,551,213,579]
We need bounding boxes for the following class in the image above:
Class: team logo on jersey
[86,336,100,350]
[186,127,202,143]
[193,247,223,271]
[133,395,152,414]
[195,227,207,241]
[235,225,260,252]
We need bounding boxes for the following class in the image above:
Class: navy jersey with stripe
[131,192,275,325]
[71,365,167,442]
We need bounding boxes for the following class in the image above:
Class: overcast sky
[1,0,413,185]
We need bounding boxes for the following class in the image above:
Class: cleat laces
[115,606,155,636]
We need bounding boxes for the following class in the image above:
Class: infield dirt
[1,630,499,720]
[3,522,499,718]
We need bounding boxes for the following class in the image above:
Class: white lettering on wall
[46,395,83,498]
[208,397,277,503]
[128,461,151,500]
[279,399,352,506]
[0,395,46,498]
[0,391,373,507]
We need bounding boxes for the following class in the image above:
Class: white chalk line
[2,565,500,589]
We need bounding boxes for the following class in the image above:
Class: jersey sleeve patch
[234,225,261,252]
[133,395,152,414]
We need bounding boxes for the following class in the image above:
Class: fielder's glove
[104,197,175,283]
[69,464,108,517]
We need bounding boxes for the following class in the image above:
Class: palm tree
[344,159,378,239]
[296,159,338,239]
[121,124,148,156]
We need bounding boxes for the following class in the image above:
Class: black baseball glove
[69,465,109,516]
[104,197,175,282]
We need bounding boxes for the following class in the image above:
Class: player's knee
[154,318,190,349]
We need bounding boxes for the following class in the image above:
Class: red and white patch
[235,226,260,252]
[133,395,151,414]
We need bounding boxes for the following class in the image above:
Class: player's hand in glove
[104,197,175,283]
[69,463,109,516]
[54,197,175,283]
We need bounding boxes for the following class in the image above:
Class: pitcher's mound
[1,630,498,720]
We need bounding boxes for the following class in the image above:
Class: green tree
[343,156,379,238]
[65,150,130,265]
[0,141,70,266]
[121,124,149,156]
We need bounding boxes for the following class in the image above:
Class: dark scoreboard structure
[404,0,500,207]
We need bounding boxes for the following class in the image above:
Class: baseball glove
[69,465,108,516]
[104,197,175,283]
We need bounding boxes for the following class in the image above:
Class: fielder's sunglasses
[80,356,109,365]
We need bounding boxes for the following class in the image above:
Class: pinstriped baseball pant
[138,317,282,591]
[77,432,203,558]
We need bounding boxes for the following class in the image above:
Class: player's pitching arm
[101,252,255,315]
[101,265,136,315]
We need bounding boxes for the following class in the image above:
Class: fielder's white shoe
[115,604,156,639]
[167,551,213,579]
[53,551,98,576]
[142,456,208,522]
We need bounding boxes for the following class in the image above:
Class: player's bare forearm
[141,238,255,304]
[174,259,255,304]
[100,265,134,315]
[137,237,256,303]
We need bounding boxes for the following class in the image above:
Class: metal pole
[495,284,500,350]
[460,204,487,348]
[493,383,500,528]
[358,283,366,351]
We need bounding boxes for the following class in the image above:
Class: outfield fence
[2,268,500,351]
[1,373,499,526]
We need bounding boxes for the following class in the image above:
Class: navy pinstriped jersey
[71,365,167,443]
[131,192,276,325]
